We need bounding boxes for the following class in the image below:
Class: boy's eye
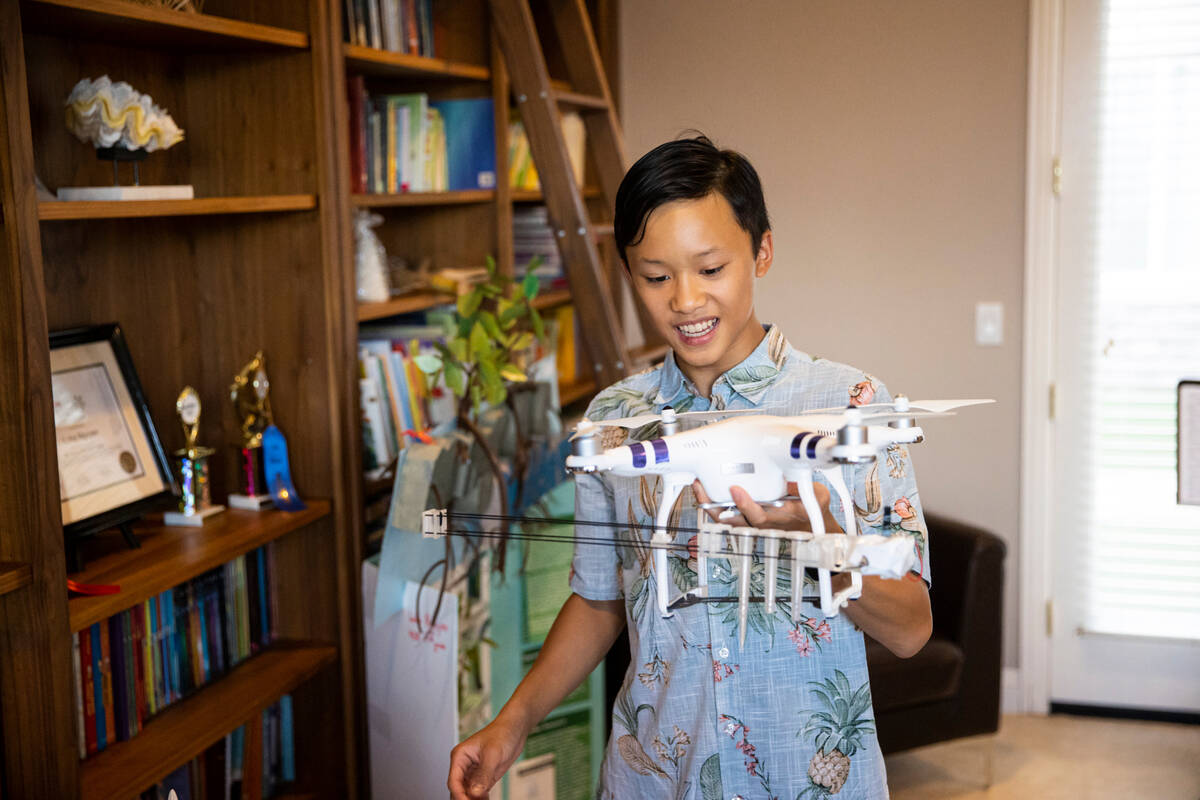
[701,265,726,276]
[642,274,669,284]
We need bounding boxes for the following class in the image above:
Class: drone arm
[820,466,863,609]
[653,474,692,618]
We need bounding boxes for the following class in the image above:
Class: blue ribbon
[262,424,306,511]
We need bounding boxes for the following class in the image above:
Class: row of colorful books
[346,80,497,195]
[342,0,434,56]
[138,698,295,800]
[71,548,274,758]
[359,324,458,472]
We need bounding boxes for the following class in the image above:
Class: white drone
[560,396,993,644]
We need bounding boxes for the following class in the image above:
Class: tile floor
[886,713,1200,800]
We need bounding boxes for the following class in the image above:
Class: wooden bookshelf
[343,43,489,80]
[559,376,597,407]
[68,502,331,633]
[512,186,603,203]
[22,0,310,50]
[356,290,455,321]
[0,562,33,597]
[352,190,493,208]
[531,287,572,311]
[38,195,317,221]
[79,641,337,800]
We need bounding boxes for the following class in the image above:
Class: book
[430,98,497,191]
[99,617,115,747]
[72,631,85,759]
[347,76,368,194]
[90,623,105,751]
[81,628,97,756]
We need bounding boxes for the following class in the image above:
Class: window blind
[1069,0,1200,640]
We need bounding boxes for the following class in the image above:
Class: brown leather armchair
[866,512,1007,754]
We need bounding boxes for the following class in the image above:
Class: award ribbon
[262,424,306,511]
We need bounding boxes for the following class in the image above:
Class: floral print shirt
[570,324,930,800]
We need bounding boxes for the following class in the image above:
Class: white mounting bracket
[422,508,448,538]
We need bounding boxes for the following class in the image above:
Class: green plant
[414,255,547,572]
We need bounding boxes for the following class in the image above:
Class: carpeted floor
[885,713,1200,799]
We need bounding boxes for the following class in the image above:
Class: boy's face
[625,192,773,396]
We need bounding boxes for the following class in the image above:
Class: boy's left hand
[692,479,841,533]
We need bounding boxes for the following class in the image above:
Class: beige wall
[620,0,1029,667]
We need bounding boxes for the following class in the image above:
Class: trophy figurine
[228,351,275,510]
[163,386,225,526]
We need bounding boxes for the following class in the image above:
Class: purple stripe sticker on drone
[791,433,805,459]
[630,441,647,468]
[650,438,669,464]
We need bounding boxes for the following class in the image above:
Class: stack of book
[71,549,274,758]
[138,699,295,800]
[342,0,435,56]
[347,80,496,195]
[513,206,566,285]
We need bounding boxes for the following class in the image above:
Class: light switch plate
[976,302,1004,346]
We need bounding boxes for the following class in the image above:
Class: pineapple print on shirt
[798,671,875,797]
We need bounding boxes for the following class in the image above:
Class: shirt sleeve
[850,381,932,586]
[569,469,625,601]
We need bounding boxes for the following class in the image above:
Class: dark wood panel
[22,0,309,50]
[369,202,499,273]
[79,642,337,800]
[0,562,34,596]
[0,0,81,793]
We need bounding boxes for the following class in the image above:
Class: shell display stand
[56,146,193,201]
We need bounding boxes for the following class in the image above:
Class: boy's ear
[754,229,774,278]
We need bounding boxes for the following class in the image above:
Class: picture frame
[50,323,177,569]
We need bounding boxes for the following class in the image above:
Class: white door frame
[1017,0,1064,715]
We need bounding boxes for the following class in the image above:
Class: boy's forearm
[494,592,626,734]
[835,573,932,658]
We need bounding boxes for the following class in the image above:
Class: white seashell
[64,75,184,153]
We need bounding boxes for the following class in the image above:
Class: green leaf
[479,310,503,342]
[469,321,490,360]
[457,288,483,318]
[443,360,465,396]
[525,254,544,275]
[450,337,468,363]
[485,253,497,277]
[470,383,483,414]
[413,353,442,374]
[522,270,539,301]
[480,284,501,297]
[499,364,527,383]
[530,306,544,340]
[511,332,534,352]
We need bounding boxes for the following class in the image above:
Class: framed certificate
[50,324,177,562]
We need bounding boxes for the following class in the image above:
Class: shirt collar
[654,323,792,407]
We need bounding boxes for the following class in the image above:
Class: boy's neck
[675,315,767,399]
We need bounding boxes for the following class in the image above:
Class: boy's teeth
[677,319,716,336]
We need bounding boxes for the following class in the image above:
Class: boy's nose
[670,275,704,313]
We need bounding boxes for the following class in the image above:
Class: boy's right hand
[448,716,528,800]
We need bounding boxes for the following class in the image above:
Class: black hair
[613,133,770,267]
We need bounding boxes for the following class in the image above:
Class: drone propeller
[791,398,994,417]
[569,406,764,440]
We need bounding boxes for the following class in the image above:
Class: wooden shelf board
[351,189,494,208]
[553,89,608,111]
[343,43,489,81]
[68,501,330,633]
[357,290,455,320]
[0,562,33,597]
[39,195,316,221]
[359,288,571,322]
[531,288,571,311]
[559,376,596,407]
[80,641,337,800]
[511,186,602,203]
[23,0,309,50]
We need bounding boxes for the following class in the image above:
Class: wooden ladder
[488,0,666,391]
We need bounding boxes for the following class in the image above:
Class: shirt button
[718,646,730,658]
[731,796,745,800]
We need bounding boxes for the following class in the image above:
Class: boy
[449,135,931,800]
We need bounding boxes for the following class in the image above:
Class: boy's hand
[692,479,841,532]
[448,716,527,800]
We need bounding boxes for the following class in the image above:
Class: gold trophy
[228,351,275,510]
[164,386,225,526]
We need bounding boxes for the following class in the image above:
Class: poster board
[1179,381,1200,506]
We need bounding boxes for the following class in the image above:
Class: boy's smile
[625,191,774,397]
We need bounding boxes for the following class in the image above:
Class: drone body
[564,398,993,641]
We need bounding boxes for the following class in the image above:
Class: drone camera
[571,431,600,458]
